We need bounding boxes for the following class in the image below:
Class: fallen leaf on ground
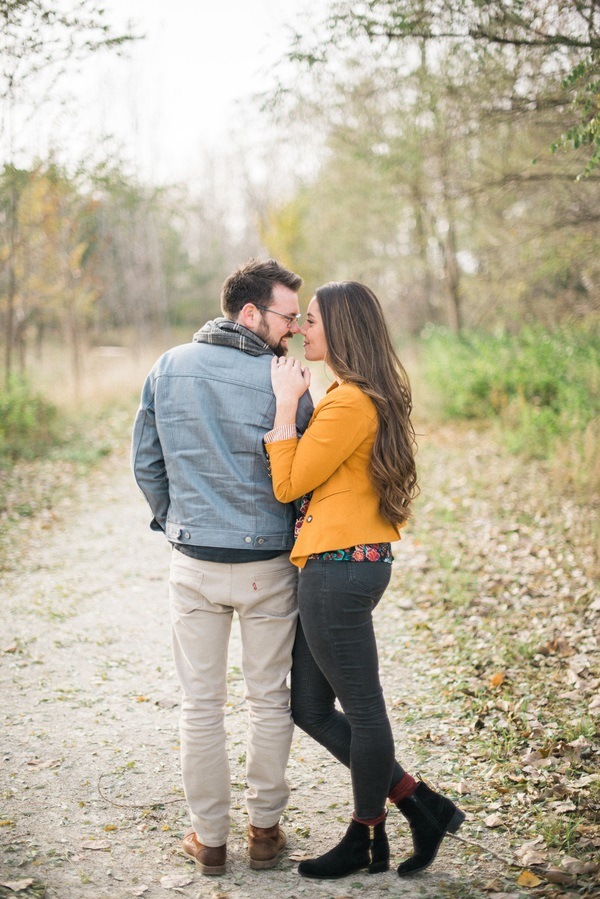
[482,878,505,891]
[516,869,543,887]
[514,837,545,862]
[518,850,547,866]
[543,867,576,886]
[550,800,576,813]
[568,735,591,750]
[515,837,548,866]
[0,880,35,892]
[521,750,544,765]
[538,638,574,656]
[560,856,600,875]
[490,671,505,687]
[484,813,505,827]
[127,888,149,897]
[160,874,193,889]
[81,840,111,850]
[27,758,61,769]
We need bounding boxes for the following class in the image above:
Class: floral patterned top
[295,495,393,563]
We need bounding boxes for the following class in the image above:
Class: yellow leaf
[136,695,149,702]
[490,671,505,687]
[517,870,543,887]
[103,824,118,832]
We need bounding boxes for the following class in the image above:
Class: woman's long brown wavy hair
[315,281,419,524]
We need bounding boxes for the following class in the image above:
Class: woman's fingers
[271,355,310,396]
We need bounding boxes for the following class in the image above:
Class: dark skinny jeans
[291,559,406,820]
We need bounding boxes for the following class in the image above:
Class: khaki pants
[169,550,298,846]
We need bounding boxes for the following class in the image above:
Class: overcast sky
[15,0,321,184]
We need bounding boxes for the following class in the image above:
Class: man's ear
[238,303,260,331]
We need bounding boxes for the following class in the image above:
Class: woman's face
[300,296,327,362]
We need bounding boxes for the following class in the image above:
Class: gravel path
[1,434,539,899]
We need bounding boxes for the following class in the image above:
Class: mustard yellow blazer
[266,381,402,568]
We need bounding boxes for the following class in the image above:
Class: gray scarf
[193,317,273,357]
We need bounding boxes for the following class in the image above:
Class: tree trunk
[5,184,18,381]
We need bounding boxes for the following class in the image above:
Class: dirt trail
[1,428,591,899]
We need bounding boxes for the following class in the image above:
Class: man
[132,258,313,875]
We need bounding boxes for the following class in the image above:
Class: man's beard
[256,319,291,357]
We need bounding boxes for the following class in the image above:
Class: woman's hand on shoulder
[271,356,311,401]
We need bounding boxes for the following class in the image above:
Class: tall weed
[419,323,600,493]
[0,378,61,461]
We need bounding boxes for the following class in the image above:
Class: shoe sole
[298,867,365,880]
[249,849,285,870]
[249,857,279,870]
[182,847,226,875]
[194,860,226,875]
[249,842,287,870]
[299,861,384,880]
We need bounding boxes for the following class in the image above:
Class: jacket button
[244,536,252,543]
[257,537,265,545]
[306,515,313,522]
[184,532,190,539]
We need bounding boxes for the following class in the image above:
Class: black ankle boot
[396,780,465,876]
[298,817,389,880]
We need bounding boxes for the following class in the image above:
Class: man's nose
[289,320,302,334]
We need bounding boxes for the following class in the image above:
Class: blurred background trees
[2,0,598,367]
[0,0,598,493]
[263,0,600,333]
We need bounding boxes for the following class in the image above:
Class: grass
[418,321,600,496]
[0,377,61,461]
[382,419,599,894]
[0,334,167,568]
[0,404,129,527]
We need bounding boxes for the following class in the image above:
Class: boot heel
[368,859,390,874]
[447,809,465,834]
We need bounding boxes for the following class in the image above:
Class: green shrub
[0,378,61,461]
[419,323,600,487]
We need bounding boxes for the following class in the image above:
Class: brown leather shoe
[248,822,286,869]
[182,830,226,875]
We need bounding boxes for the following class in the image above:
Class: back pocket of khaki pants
[169,568,206,616]
[250,567,298,617]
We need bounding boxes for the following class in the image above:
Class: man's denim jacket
[132,339,314,552]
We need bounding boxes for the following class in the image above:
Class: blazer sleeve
[265,389,373,502]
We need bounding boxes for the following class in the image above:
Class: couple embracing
[132,258,464,881]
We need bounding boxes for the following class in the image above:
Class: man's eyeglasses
[254,304,302,327]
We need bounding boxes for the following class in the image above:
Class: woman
[264,282,464,880]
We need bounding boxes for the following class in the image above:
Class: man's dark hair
[221,258,302,318]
